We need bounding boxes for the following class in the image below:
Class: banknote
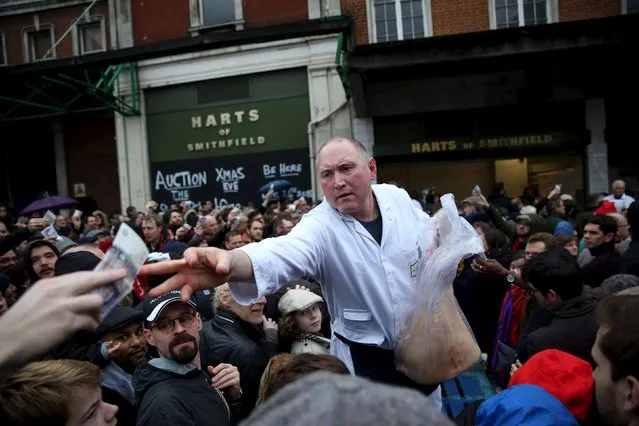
[41,225,59,239]
[43,210,57,226]
[92,223,149,317]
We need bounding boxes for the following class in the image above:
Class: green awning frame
[0,62,139,122]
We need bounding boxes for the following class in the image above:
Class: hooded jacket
[24,239,59,283]
[476,384,579,426]
[133,358,230,426]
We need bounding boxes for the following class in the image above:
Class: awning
[346,14,639,117]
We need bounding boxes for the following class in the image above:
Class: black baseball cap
[143,289,197,322]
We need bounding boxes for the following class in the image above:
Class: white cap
[278,289,324,316]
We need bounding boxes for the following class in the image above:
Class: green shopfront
[145,68,312,210]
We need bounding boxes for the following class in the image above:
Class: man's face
[591,327,635,426]
[249,221,263,242]
[203,217,219,236]
[102,323,147,374]
[30,245,58,279]
[608,213,629,241]
[144,303,202,364]
[317,141,376,218]
[0,295,7,315]
[516,221,531,237]
[86,216,98,230]
[223,288,266,325]
[276,219,294,236]
[142,220,161,244]
[584,223,613,249]
[613,183,626,198]
[204,201,213,211]
[4,283,17,305]
[524,241,547,261]
[55,216,68,229]
[462,204,476,217]
[0,222,8,239]
[0,250,18,272]
[225,235,245,250]
[169,212,183,226]
[556,200,566,216]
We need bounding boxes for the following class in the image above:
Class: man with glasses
[134,290,243,426]
[516,249,599,366]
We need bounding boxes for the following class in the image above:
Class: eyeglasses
[152,312,196,334]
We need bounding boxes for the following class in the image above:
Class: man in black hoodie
[134,290,243,426]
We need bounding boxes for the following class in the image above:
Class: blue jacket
[476,384,578,426]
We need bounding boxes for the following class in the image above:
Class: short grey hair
[612,180,626,188]
[601,274,639,295]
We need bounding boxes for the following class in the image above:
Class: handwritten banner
[150,148,311,210]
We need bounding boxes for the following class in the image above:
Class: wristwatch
[506,272,516,284]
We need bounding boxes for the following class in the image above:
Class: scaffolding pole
[41,0,100,60]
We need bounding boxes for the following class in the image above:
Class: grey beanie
[240,371,453,426]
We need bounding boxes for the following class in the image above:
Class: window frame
[369,0,433,43]
[189,0,245,32]
[74,15,107,55]
[22,24,56,63]
[621,0,639,14]
[0,32,7,66]
[488,0,558,30]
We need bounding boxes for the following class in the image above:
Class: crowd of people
[0,137,637,426]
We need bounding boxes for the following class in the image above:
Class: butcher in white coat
[141,137,440,400]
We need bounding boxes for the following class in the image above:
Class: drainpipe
[307,99,350,201]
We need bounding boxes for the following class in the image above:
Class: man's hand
[510,359,523,376]
[141,248,234,300]
[208,364,242,401]
[471,257,509,278]
[27,218,47,233]
[0,269,127,368]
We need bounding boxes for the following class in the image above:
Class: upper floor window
[490,0,556,29]
[23,25,55,62]
[76,18,106,54]
[189,0,243,29]
[371,0,430,42]
[0,33,6,66]
[623,0,639,13]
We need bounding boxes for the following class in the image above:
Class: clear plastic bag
[395,193,485,384]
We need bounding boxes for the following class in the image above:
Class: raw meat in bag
[395,193,485,384]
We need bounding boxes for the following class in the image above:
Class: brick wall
[558,0,621,21]
[131,0,190,45]
[243,0,308,28]
[0,2,110,66]
[64,115,121,214]
[342,0,369,45]
[431,0,489,35]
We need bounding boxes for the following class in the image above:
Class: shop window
[76,18,106,54]
[23,25,55,62]
[190,0,243,29]
[371,0,432,42]
[623,0,639,14]
[490,0,557,29]
[0,33,6,66]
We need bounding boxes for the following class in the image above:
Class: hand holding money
[0,269,126,370]
[141,247,236,300]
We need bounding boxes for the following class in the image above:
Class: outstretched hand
[140,247,234,301]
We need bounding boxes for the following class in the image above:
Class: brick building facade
[341,0,639,202]
[0,0,348,213]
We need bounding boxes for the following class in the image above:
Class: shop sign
[146,96,310,163]
[374,132,584,157]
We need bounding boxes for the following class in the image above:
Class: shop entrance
[377,153,584,205]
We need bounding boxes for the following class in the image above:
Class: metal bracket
[0,62,139,122]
